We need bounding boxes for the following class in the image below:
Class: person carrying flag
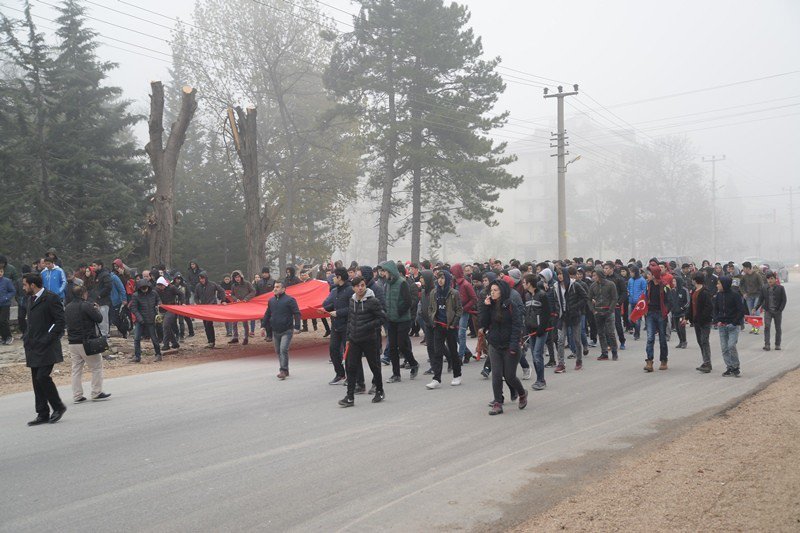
[643,266,671,372]
[627,266,647,340]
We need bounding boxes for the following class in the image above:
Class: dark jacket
[688,286,713,327]
[360,266,385,310]
[670,285,690,317]
[23,289,65,368]
[0,276,15,307]
[589,274,617,317]
[347,289,385,343]
[760,284,787,313]
[417,270,435,326]
[157,283,182,308]
[323,280,354,332]
[713,277,746,326]
[186,261,202,294]
[263,293,301,333]
[480,280,523,353]
[524,286,551,337]
[130,280,161,325]
[255,276,276,296]
[65,299,103,344]
[230,270,256,302]
[428,272,462,328]
[194,273,226,304]
[284,266,300,287]
[94,267,112,306]
[610,271,627,305]
[379,261,411,322]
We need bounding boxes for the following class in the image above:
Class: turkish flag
[629,294,648,322]
[745,315,764,328]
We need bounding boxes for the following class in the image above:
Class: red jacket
[450,264,477,315]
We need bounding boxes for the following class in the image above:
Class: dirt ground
[0,321,329,396]
[510,367,800,533]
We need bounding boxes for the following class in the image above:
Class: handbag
[83,320,109,356]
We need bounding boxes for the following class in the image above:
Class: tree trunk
[409,73,423,263]
[377,33,397,264]
[145,81,197,269]
[230,106,264,280]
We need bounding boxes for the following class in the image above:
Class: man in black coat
[22,273,67,425]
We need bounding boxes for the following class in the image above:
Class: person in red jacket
[450,264,476,363]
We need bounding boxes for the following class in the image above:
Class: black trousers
[0,306,10,340]
[17,302,27,335]
[388,319,416,377]
[179,314,194,337]
[672,313,687,343]
[614,306,626,344]
[31,365,65,416]
[203,320,216,344]
[330,328,347,378]
[432,324,460,382]
[346,337,382,398]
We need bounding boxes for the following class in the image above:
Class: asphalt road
[1,283,798,532]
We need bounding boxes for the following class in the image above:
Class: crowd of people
[0,250,788,423]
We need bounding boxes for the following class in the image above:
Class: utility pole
[544,84,579,260]
[785,186,795,260]
[702,155,725,261]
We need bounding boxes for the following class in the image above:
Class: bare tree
[145,81,197,267]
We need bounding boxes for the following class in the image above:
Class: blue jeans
[273,329,293,372]
[718,324,740,369]
[631,317,641,338]
[645,313,668,361]
[745,296,760,316]
[457,313,470,357]
[566,316,587,355]
[529,334,546,383]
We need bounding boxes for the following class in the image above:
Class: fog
[8,0,800,264]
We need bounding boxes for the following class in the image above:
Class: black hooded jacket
[284,266,300,287]
[713,277,746,326]
[130,279,161,325]
[480,279,523,352]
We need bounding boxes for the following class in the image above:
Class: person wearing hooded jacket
[450,264,477,364]
[757,271,787,351]
[426,269,463,389]
[229,270,256,345]
[713,276,746,377]
[171,273,194,338]
[323,268,357,386]
[417,269,437,374]
[688,271,714,373]
[284,266,301,287]
[194,271,227,348]
[523,273,551,391]
[480,279,527,415]
[186,260,202,303]
[589,267,618,361]
[156,276,182,351]
[379,261,419,382]
[338,276,386,406]
[553,266,588,373]
[643,266,671,372]
[129,279,162,362]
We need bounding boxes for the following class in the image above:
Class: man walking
[22,273,67,425]
[688,272,714,373]
[379,261,419,382]
[129,279,162,363]
[262,280,301,380]
[589,267,618,361]
[740,261,764,333]
[323,267,355,386]
[194,271,227,348]
[758,271,787,351]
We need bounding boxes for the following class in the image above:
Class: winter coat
[589,277,617,317]
[194,275,226,304]
[627,274,647,307]
[284,266,300,287]
[0,276,15,307]
[760,284,787,313]
[255,276,276,296]
[157,283,182,308]
[186,261,202,292]
[713,277,746,326]
[417,270,435,326]
[347,289,385,343]
[110,272,126,307]
[428,275,462,328]
[64,299,103,344]
[360,266,386,310]
[92,267,112,306]
[379,261,411,322]
[480,280,523,353]
[230,271,256,302]
[524,288,551,337]
[450,264,478,315]
[741,271,764,297]
[41,266,67,300]
[688,287,714,327]
[670,285,690,317]
[323,281,354,332]
[130,280,161,325]
[262,293,301,333]
[23,289,65,368]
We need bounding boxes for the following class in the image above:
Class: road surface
[1,284,797,532]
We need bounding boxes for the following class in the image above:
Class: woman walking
[480,279,527,415]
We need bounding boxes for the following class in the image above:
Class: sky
[4,0,800,259]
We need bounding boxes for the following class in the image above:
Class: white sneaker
[522,367,532,380]
[426,379,441,389]
[450,376,462,386]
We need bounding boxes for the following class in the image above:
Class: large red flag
[629,294,648,322]
[161,279,331,322]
